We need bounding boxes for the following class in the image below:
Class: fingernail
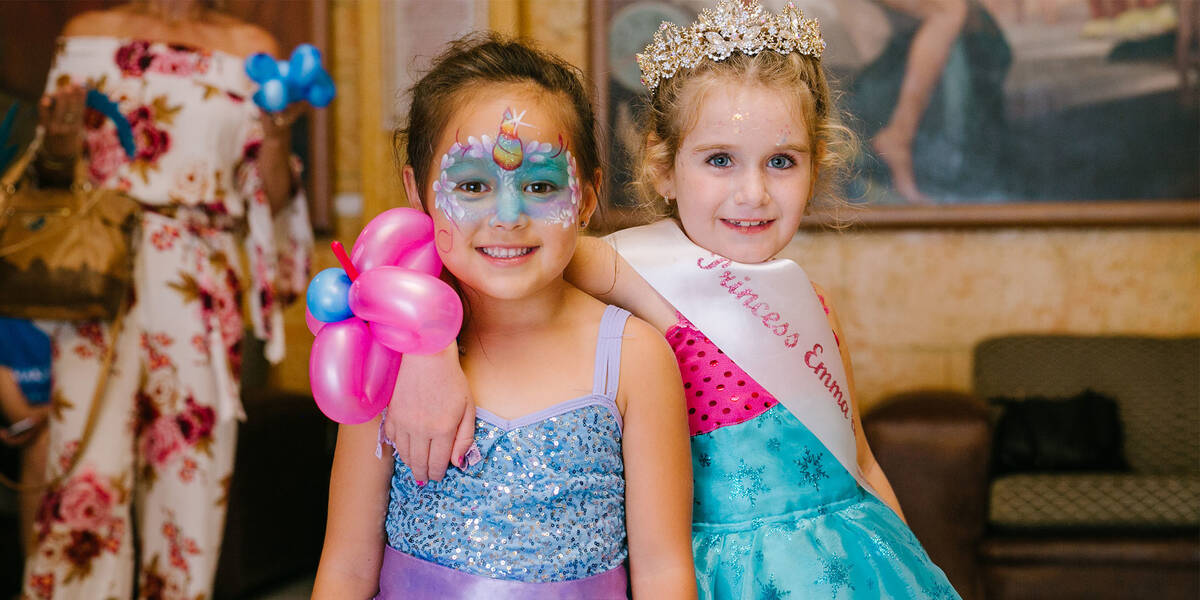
[458,454,467,468]
[416,480,426,487]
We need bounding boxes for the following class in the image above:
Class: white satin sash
[606,220,879,500]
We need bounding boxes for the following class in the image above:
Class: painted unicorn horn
[492,107,524,171]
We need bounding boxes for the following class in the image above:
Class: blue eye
[456,181,490,195]
[768,155,795,169]
[524,181,558,195]
[706,153,732,168]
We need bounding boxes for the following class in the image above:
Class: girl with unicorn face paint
[313,35,696,600]
[427,104,587,303]
[385,2,961,599]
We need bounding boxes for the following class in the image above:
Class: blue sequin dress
[384,306,631,584]
[669,316,961,599]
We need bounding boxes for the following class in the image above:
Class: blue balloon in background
[254,79,289,113]
[307,268,354,323]
[244,53,280,81]
[245,43,336,113]
[289,44,321,87]
[306,70,336,108]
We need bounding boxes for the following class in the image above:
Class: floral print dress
[22,37,311,600]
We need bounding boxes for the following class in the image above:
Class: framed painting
[591,0,1199,227]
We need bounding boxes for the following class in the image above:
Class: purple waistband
[375,546,629,600]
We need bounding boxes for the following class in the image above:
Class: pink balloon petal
[351,207,443,276]
[362,339,402,408]
[348,267,463,355]
[309,320,385,424]
[305,308,327,336]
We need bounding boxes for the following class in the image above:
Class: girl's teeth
[729,220,768,227]
[480,247,533,258]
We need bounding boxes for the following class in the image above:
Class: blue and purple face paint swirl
[433,108,580,229]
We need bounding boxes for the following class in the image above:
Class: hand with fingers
[37,82,87,164]
[383,345,477,483]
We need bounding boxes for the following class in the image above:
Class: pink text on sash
[698,255,851,421]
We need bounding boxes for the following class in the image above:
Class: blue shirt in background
[0,318,51,404]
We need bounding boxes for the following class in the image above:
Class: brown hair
[398,33,600,204]
[636,50,858,222]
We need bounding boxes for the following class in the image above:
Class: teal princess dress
[666,314,961,599]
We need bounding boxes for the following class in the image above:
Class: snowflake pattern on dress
[727,459,768,508]
[759,576,793,599]
[722,539,752,587]
[795,447,829,490]
[814,556,855,599]
[930,582,961,599]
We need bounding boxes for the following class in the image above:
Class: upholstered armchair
[864,336,1200,600]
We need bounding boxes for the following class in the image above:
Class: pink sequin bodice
[666,314,778,436]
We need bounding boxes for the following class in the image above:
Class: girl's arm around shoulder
[567,237,677,332]
[811,283,907,522]
[618,317,697,599]
[312,416,395,599]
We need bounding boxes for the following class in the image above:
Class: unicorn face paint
[423,94,590,305]
[433,108,580,229]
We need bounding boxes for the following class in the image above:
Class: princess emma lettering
[696,254,850,421]
[804,344,849,419]
[698,255,802,348]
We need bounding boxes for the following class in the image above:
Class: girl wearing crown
[386,1,963,597]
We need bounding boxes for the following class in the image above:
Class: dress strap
[591,306,632,399]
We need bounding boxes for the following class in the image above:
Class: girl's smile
[721,218,774,233]
[475,244,540,264]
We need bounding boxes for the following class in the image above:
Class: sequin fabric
[384,307,631,583]
[667,314,779,435]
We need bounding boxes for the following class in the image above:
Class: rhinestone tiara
[636,0,826,92]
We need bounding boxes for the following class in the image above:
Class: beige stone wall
[782,227,1200,409]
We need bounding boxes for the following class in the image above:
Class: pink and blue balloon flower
[304,208,462,424]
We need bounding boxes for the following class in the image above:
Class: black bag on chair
[990,389,1128,474]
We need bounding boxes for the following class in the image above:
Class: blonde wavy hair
[635,50,859,225]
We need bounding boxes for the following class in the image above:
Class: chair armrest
[864,390,993,600]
